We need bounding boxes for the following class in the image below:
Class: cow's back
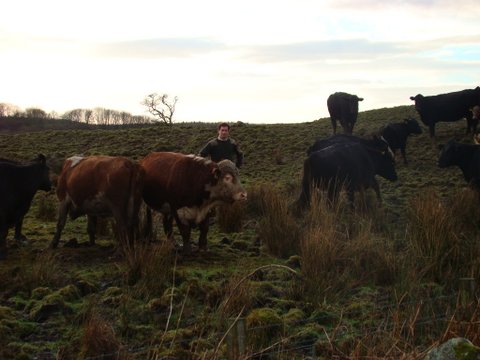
[308,143,374,187]
[141,152,215,210]
[57,156,144,216]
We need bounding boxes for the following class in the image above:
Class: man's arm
[233,142,244,168]
[199,141,211,158]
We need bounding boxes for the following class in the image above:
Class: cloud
[93,38,227,59]
[238,39,406,63]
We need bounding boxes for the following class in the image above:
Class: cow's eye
[224,174,233,182]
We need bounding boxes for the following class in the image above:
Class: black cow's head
[438,140,458,168]
[32,154,52,192]
[410,94,424,112]
[404,118,422,135]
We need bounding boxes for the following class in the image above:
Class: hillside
[0,106,479,359]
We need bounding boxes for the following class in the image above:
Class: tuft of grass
[257,185,302,258]
[217,202,246,233]
[12,251,65,293]
[35,192,57,221]
[301,189,397,301]
[123,241,174,298]
[80,312,125,359]
[406,188,480,285]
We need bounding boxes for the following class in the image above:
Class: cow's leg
[0,223,8,259]
[347,122,354,135]
[87,215,97,246]
[14,217,27,242]
[400,147,408,164]
[371,179,382,204]
[468,116,479,134]
[174,215,191,253]
[51,201,69,248]
[429,124,435,138]
[331,119,337,134]
[112,208,131,248]
[198,217,210,251]
[162,212,174,241]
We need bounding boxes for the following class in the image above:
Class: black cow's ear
[37,154,46,164]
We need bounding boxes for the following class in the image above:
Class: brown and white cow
[140,152,247,252]
[51,156,144,248]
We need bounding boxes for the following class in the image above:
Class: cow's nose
[240,192,247,201]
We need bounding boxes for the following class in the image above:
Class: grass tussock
[217,202,246,233]
[123,241,174,298]
[300,189,397,301]
[406,188,480,284]
[257,185,302,258]
[80,312,126,360]
[219,273,254,319]
[35,192,57,221]
[12,251,65,292]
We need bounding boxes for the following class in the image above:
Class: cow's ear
[357,97,364,101]
[37,154,46,165]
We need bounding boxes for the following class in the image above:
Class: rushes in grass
[217,202,246,233]
[80,312,125,359]
[257,185,302,258]
[35,192,57,221]
[123,241,174,298]
[406,188,480,284]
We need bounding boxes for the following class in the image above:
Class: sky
[1,0,479,124]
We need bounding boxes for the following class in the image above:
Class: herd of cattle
[1,86,480,259]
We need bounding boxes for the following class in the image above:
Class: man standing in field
[199,122,244,168]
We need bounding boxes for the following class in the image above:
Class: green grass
[0,107,479,359]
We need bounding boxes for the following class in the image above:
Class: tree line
[0,93,178,126]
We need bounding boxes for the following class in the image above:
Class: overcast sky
[1,0,479,123]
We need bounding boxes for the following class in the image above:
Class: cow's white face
[205,168,247,203]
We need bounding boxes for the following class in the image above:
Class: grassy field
[0,107,479,359]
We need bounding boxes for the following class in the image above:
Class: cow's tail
[126,163,145,247]
[297,157,312,209]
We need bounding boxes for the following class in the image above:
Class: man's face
[218,126,229,140]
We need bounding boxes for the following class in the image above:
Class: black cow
[410,87,480,137]
[0,158,27,242]
[438,140,480,191]
[379,118,422,164]
[307,134,392,156]
[327,92,364,135]
[0,154,52,259]
[298,136,397,207]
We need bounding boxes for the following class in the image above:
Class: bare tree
[142,93,178,125]
[0,103,20,117]
[25,107,47,118]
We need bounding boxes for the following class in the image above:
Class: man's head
[217,122,230,140]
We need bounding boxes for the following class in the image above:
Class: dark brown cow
[51,156,144,248]
[327,92,364,135]
[140,152,247,252]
